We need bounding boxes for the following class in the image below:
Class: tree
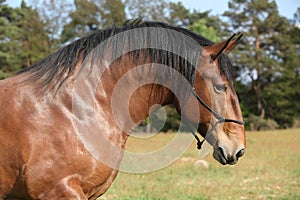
[0,0,50,79]
[188,19,221,42]
[61,0,126,43]
[224,0,300,128]
[168,1,224,33]
[100,0,126,27]
[30,0,72,50]
[0,0,22,78]
[168,1,191,26]
[269,7,300,127]
[17,1,51,68]
[61,0,101,43]
[125,0,168,22]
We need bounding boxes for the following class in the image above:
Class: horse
[0,21,245,199]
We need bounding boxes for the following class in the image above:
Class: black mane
[18,21,233,91]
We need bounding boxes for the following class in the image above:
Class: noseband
[186,88,245,150]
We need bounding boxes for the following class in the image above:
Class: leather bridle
[186,88,245,150]
[183,33,245,150]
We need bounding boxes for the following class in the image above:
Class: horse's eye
[214,84,227,93]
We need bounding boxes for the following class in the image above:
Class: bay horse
[0,21,245,199]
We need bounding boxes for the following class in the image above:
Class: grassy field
[100,129,300,200]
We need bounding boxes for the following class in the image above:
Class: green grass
[99,129,300,200]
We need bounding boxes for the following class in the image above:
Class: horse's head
[179,34,245,165]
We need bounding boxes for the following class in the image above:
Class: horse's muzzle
[213,146,245,165]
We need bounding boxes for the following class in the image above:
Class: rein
[186,88,245,150]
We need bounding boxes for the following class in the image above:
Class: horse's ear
[204,33,243,61]
[224,33,243,54]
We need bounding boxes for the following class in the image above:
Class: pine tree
[0,0,22,78]
[224,0,299,128]
[168,1,191,26]
[0,0,50,78]
[61,0,100,43]
[18,1,51,68]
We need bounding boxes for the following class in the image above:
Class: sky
[170,0,299,19]
[6,0,300,20]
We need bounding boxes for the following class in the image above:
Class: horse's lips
[213,149,227,165]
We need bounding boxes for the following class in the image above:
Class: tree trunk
[253,26,265,119]
[250,77,265,119]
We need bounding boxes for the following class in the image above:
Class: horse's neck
[92,58,174,134]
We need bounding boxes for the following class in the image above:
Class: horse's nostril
[236,148,245,158]
[216,147,244,165]
[218,147,226,159]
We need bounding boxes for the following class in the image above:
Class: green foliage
[0,0,50,79]
[17,1,51,68]
[101,0,126,27]
[188,19,221,42]
[61,0,126,43]
[168,1,224,35]
[0,2,22,78]
[61,0,100,42]
[224,0,300,128]
[168,1,191,26]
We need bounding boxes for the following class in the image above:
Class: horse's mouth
[213,147,239,165]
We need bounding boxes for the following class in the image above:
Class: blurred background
[1,0,300,131]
